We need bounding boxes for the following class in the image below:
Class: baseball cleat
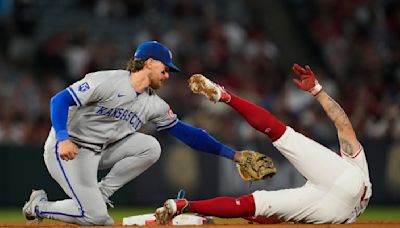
[155,206,171,225]
[22,189,47,221]
[188,74,231,103]
[155,199,189,225]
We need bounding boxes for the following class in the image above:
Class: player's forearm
[292,64,359,156]
[315,90,359,155]
[166,121,236,160]
[50,89,77,141]
[315,90,351,131]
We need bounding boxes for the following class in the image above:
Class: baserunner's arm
[314,90,359,156]
[292,64,360,156]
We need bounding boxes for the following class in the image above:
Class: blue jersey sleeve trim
[56,130,69,141]
[157,118,179,131]
[51,89,77,141]
[166,120,235,159]
[67,87,82,106]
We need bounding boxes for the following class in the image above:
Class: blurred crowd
[289,0,400,142]
[0,0,398,146]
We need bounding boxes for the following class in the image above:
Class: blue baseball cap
[134,41,181,72]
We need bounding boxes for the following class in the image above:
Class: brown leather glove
[237,150,277,181]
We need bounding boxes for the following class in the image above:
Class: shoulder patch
[78,82,90,92]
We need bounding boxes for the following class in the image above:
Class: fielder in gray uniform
[22,41,242,225]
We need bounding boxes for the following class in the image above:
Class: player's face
[149,60,170,90]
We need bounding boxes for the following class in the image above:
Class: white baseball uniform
[38,70,178,225]
[252,127,371,224]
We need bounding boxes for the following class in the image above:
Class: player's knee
[146,137,161,163]
[94,216,114,226]
[89,216,114,226]
[84,211,114,226]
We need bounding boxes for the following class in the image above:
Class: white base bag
[123,213,212,226]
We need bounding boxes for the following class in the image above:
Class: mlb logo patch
[78,82,90,92]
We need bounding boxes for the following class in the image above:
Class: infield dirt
[2,220,400,227]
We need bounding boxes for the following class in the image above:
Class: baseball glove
[237,150,276,181]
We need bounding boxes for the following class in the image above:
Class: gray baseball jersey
[38,70,177,225]
[66,70,178,151]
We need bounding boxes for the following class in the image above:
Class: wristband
[309,81,323,96]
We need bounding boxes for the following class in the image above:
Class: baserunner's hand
[58,139,78,161]
[292,63,323,96]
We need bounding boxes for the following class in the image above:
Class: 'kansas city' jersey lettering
[64,70,178,151]
[96,106,143,130]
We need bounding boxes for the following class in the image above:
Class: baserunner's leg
[227,92,286,141]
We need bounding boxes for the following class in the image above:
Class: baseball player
[22,41,246,225]
[156,64,372,224]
